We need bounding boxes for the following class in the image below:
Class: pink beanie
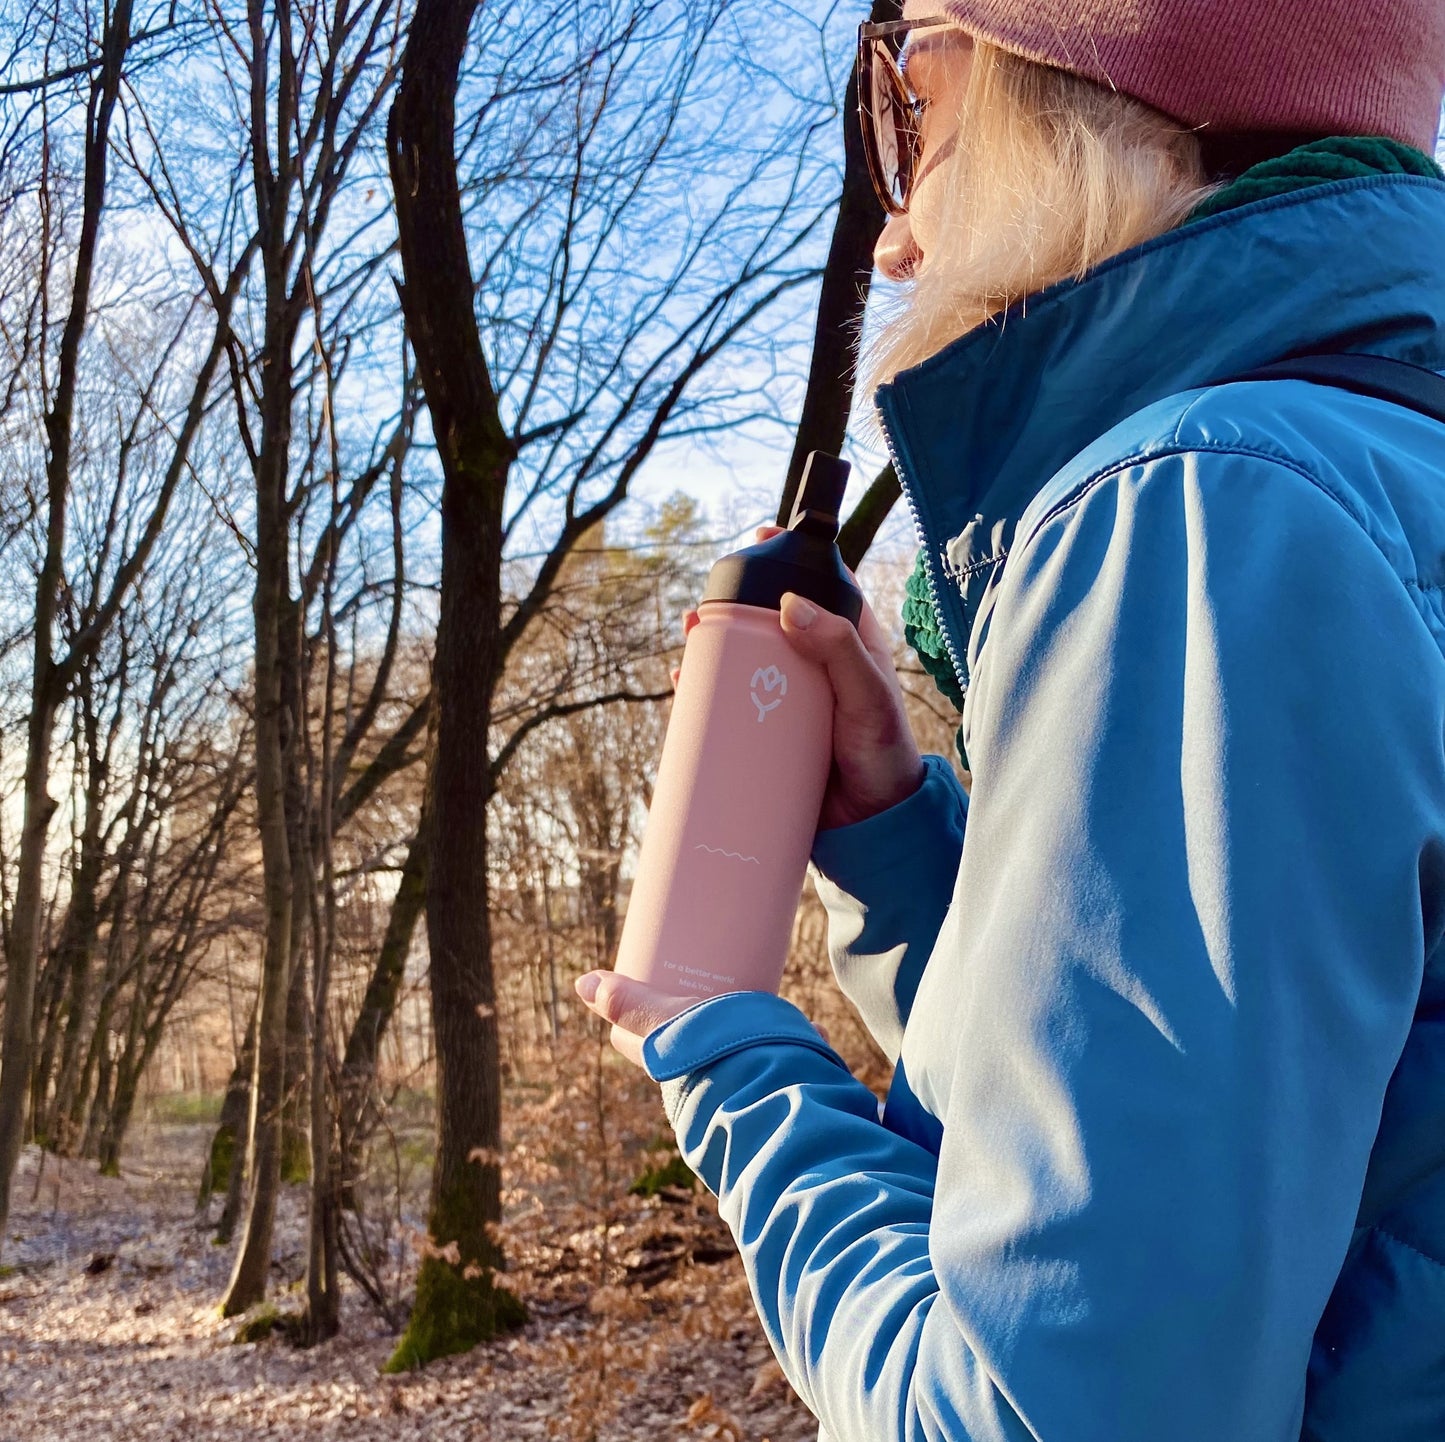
[943,0,1445,153]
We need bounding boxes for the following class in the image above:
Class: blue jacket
[641,175,1445,1441]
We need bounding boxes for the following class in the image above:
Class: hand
[575,970,834,1067]
[674,525,924,830]
[574,971,697,1068]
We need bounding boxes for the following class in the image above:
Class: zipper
[876,395,970,700]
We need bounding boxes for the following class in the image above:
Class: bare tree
[0,0,138,1253]
[385,0,837,1367]
[120,0,413,1325]
[0,0,250,1255]
[13,418,255,1167]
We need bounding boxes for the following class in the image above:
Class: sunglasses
[857,15,955,218]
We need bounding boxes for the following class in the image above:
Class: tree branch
[332,690,432,830]
[489,687,671,788]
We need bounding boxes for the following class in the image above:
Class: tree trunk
[540,869,560,1044]
[218,0,305,1311]
[280,594,313,1185]
[281,915,312,1184]
[220,516,295,1312]
[76,907,130,1159]
[220,278,299,1322]
[775,0,899,529]
[201,1005,256,1219]
[96,1065,140,1179]
[0,692,64,1207]
[301,517,341,1347]
[301,930,340,1344]
[80,990,118,1160]
[29,944,69,1148]
[95,950,149,1177]
[337,799,430,1183]
[837,461,901,570]
[386,523,524,1368]
[220,611,294,1312]
[383,0,526,1368]
[43,819,107,1152]
[0,0,135,1256]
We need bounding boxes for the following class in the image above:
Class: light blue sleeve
[808,752,968,1060]
[641,449,1445,1442]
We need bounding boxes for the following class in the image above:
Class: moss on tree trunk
[384,1189,527,1372]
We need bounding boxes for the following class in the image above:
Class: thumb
[778,592,892,718]
[577,970,692,1038]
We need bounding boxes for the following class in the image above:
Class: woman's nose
[874,211,922,281]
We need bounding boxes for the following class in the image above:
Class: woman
[577,2,1445,1437]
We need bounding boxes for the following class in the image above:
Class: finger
[754,519,893,673]
[770,547,892,675]
[575,971,695,1043]
[854,593,897,674]
[670,665,681,690]
[610,1022,645,1068]
[756,525,896,686]
[682,608,700,638]
[778,592,901,722]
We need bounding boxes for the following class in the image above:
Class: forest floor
[0,1051,820,1442]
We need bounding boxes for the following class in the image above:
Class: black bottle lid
[700,452,864,626]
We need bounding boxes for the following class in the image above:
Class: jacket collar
[875,175,1445,696]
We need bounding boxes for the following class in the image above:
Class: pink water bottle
[613,453,863,999]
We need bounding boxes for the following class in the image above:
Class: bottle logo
[749,665,788,722]
[694,844,760,866]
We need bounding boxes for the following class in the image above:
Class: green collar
[1189,136,1442,222]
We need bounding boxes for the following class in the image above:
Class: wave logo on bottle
[749,664,788,722]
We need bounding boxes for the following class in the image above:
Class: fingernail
[783,594,816,629]
[574,973,600,1003]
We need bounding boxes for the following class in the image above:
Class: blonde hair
[863,41,1219,390]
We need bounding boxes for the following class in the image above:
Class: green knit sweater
[900,137,1445,763]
